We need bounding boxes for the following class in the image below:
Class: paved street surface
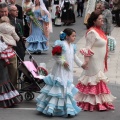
[0,1,120,120]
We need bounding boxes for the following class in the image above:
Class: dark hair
[87,11,102,29]
[63,28,76,36]
[59,28,76,41]
[0,2,7,9]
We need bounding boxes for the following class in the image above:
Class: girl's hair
[63,28,76,36]
[0,16,10,23]
[87,11,102,29]
[60,28,76,41]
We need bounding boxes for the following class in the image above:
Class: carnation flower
[52,45,62,56]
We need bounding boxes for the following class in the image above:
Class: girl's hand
[63,62,70,70]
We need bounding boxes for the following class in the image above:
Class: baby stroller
[16,51,48,101]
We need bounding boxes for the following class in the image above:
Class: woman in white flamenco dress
[75,12,116,111]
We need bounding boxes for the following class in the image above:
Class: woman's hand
[81,61,88,70]
[82,56,89,69]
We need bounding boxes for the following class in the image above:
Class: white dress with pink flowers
[75,29,116,111]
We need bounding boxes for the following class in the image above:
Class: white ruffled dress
[75,29,116,111]
[36,40,83,117]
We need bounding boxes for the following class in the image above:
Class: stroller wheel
[30,92,35,99]
[24,92,34,101]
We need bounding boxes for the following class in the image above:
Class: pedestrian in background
[8,5,26,78]
[36,28,87,116]
[101,1,112,35]
[76,0,85,17]
[22,0,33,37]
[112,0,120,27]
[51,0,62,22]
[61,0,75,25]
[75,11,116,111]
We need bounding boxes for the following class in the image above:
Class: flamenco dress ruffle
[75,49,116,111]
[75,70,116,111]
[36,74,81,117]
[0,59,21,108]
[0,81,21,108]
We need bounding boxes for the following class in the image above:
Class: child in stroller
[17,51,48,101]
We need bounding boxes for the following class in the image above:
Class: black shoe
[34,51,41,55]
[77,15,80,17]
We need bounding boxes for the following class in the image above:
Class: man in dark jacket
[8,5,26,61]
[8,0,23,20]
[8,4,26,77]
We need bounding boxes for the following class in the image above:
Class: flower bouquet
[52,45,70,71]
[52,45,62,56]
[27,11,43,31]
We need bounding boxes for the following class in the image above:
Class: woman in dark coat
[61,0,75,25]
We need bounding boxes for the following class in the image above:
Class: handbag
[107,36,116,52]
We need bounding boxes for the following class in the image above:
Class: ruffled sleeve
[80,31,95,57]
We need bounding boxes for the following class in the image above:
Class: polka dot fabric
[75,80,116,111]
[76,81,110,95]
[77,102,115,111]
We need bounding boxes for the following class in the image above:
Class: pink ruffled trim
[76,81,110,95]
[77,102,115,111]
[80,48,94,56]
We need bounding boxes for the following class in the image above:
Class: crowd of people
[0,0,119,118]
